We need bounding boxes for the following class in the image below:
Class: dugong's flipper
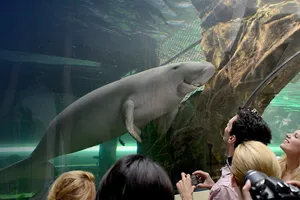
[122,100,142,143]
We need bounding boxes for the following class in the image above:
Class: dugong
[0,61,215,183]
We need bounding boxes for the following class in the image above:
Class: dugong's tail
[0,156,55,185]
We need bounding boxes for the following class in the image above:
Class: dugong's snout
[200,63,216,84]
[184,62,216,86]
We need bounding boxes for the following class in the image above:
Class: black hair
[231,107,272,148]
[95,154,174,200]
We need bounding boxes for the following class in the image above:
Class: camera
[244,170,300,200]
[191,174,202,186]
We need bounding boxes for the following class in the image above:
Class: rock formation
[139,0,300,186]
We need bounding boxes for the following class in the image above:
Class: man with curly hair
[176,107,272,200]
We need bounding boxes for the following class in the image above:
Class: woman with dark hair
[95,154,174,200]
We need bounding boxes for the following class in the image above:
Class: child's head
[47,170,96,200]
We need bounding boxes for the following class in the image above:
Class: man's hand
[192,170,215,189]
[176,172,195,200]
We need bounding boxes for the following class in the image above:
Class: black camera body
[244,170,300,200]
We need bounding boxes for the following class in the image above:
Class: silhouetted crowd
[46,107,300,200]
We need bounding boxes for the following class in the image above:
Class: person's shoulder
[211,184,235,193]
[211,173,232,189]
[209,185,238,200]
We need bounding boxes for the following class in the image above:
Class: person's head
[223,107,272,156]
[280,130,300,157]
[231,141,280,199]
[279,130,300,181]
[47,170,96,200]
[95,154,174,200]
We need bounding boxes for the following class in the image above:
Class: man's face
[223,115,238,144]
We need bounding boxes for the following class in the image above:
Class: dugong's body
[0,61,215,183]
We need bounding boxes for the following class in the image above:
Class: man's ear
[231,176,237,187]
[228,135,236,144]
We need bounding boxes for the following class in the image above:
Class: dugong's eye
[172,66,179,70]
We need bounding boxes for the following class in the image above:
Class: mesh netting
[156,20,205,65]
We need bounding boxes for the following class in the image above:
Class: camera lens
[245,170,267,184]
[244,170,267,193]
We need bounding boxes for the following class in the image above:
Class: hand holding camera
[244,170,300,200]
[191,170,215,189]
[176,173,195,200]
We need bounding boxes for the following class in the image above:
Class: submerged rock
[197,0,300,163]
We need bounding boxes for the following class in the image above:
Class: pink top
[208,165,238,200]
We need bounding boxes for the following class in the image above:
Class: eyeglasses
[226,158,239,187]
[226,158,234,175]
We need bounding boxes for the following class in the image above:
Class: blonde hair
[232,141,281,186]
[279,154,300,181]
[47,170,96,200]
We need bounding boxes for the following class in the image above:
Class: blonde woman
[47,170,96,200]
[279,130,300,182]
[231,141,281,199]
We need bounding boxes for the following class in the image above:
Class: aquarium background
[0,0,299,199]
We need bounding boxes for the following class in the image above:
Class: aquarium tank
[0,0,299,199]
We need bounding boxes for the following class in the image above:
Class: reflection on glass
[0,0,299,199]
[263,73,300,157]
